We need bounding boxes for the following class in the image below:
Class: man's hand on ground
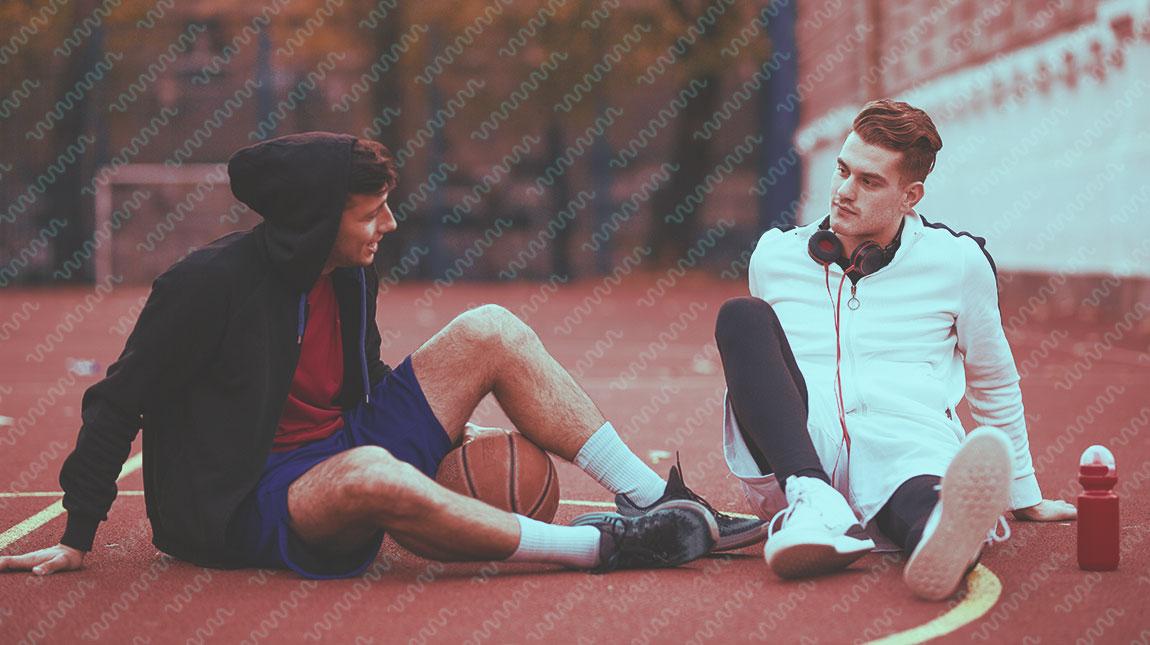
[1011,499,1077,522]
[0,544,85,575]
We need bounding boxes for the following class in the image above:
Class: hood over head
[228,132,356,291]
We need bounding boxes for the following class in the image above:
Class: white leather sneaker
[763,475,875,578]
[903,427,1013,600]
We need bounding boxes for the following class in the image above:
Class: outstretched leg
[285,445,716,571]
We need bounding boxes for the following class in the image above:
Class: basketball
[435,430,560,523]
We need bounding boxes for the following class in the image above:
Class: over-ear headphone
[807,216,899,277]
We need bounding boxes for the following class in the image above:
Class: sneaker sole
[903,427,1012,601]
[655,505,717,567]
[715,522,772,552]
[578,499,723,545]
[764,529,875,579]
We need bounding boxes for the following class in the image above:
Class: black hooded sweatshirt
[58,132,391,567]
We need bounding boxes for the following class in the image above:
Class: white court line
[0,451,143,550]
[558,498,759,517]
[0,491,145,498]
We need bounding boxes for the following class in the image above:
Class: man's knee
[716,297,777,348]
[336,446,439,524]
[451,304,535,352]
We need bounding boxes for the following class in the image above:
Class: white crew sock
[505,514,602,568]
[574,422,667,507]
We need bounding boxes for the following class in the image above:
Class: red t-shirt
[273,274,344,452]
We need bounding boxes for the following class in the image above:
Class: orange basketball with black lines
[435,430,560,522]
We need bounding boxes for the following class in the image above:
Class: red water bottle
[1077,445,1119,571]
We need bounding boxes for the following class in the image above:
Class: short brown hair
[347,139,398,195]
[851,99,942,184]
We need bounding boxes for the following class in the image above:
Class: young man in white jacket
[716,99,1076,600]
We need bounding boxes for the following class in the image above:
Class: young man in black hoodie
[0,132,765,579]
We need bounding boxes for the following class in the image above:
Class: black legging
[714,297,939,553]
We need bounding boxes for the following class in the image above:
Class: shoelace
[671,453,735,521]
[678,481,732,520]
[985,516,1011,544]
[767,483,809,538]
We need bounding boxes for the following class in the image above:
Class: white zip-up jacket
[722,210,1043,530]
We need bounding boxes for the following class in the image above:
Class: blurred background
[2,0,1148,341]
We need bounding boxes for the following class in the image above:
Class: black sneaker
[571,499,717,572]
[616,454,769,551]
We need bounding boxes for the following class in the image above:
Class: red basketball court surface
[2,279,1147,643]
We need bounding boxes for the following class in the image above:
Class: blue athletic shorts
[225,355,453,579]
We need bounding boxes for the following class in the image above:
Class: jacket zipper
[844,281,866,415]
[296,293,307,344]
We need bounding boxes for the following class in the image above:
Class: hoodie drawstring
[359,267,370,404]
[296,293,307,344]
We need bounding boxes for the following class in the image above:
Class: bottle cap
[1079,444,1116,471]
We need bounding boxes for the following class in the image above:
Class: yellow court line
[0,452,144,551]
[866,565,1002,644]
[560,499,1002,643]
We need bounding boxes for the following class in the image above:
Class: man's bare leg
[411,304,607,460]
[287,446,521,561]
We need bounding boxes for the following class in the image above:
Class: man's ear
[903,181,925,212]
